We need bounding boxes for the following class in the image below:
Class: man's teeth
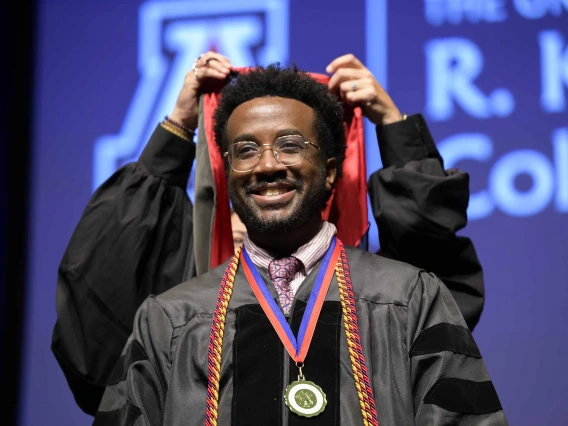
[259,188,288,197]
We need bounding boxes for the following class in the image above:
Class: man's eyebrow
[232,129,305,144]
[233,133,256,144]
[275,129,304,138]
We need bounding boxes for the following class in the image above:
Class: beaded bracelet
[164,115,196,134]
[160,120,193,142]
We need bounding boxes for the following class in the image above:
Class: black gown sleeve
[51,125,195,415]
[368,114,484,330]
[93,296,172,426]
[407,272,507,424]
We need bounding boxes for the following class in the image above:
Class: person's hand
[168,51,233,130]
[326,54,402,126]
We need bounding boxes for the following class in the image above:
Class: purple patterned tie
[268,256,301,315]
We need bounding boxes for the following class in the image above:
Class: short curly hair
[213,63,346,176]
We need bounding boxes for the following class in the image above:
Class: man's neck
[248,218,324,256]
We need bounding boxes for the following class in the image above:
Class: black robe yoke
[94,247,506,426]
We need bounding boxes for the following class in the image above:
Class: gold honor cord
[335,247,379,425]
[205,247,241,426]
[205,242,379,425]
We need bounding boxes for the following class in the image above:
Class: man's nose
[254,147,287,174]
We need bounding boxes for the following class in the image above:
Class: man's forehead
[226,97,315,137]
[231,96,313,114]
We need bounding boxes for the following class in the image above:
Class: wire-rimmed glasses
[224,135,320,172]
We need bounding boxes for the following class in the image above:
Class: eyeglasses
[224,135,321,172]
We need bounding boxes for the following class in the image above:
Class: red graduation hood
[201,68,368,269]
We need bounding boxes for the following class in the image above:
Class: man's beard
[228,170,328,237]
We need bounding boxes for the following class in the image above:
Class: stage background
[19,0,567,424]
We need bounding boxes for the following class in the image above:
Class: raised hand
[169,51,233,130]
[326,54,402,126]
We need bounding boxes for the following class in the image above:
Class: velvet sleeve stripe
[424,378,503,415]
[107,340,149,386]
[93,400,142,426]
[409,323,481,358]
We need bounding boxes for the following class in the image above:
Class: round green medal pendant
[284,379,327,417]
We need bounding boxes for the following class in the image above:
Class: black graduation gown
[52,115,484,415]
[92,246,506,425]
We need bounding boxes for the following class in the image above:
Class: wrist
[162,115,196,141]
[168,110,197,132]
[380,110,404,126]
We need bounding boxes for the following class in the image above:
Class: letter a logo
[93,0,289,191]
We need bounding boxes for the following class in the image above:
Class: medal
[241,238,341,417]
[284,363,327,417]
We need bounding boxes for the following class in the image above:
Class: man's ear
[325,157,337,192]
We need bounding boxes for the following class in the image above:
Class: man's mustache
[244,178,303,195]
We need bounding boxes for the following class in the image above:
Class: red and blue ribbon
[240,237,341,363]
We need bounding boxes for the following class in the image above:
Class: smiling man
[224,96,338,254]
[92,64,507,425]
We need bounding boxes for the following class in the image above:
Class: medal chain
[335,241,379,426]
[205,241,379,425]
